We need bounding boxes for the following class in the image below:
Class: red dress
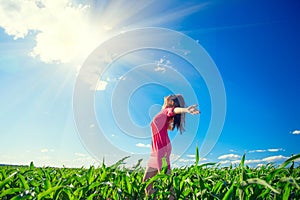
[147,107,175,170]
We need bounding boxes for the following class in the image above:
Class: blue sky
[0,0,299,168]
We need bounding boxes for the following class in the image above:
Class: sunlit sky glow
[0,0,300,168]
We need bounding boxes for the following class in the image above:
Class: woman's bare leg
[143,167,158,196]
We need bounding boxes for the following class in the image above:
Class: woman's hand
[174,105,201,114]
[187,104,200,115]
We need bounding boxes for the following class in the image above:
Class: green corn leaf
[144,174,166,190]
[29,162,34,170]
[37,186,61,200]
[111,156,130,169]
[195,145,199,166]
[125,175,132,194]
[182,188,191,197]
[10,195,25,200]
[0,188,23,198]
[238,188,244,200]
[222,184,234,200]
[240,153,246,168]
[87,193,99,200]
[0,171,18,189]
[57,188,74,200]
[257,188,270,199]
[132,159,143,170]
[212,181,223,193]
[244,178,280,194]
[280,153,300,168]
[265,167,287,182]
[100,169,107,182]
[88,182,102,191]
[73,186,84,198]
[1,146,300,199]
[199,162,216,168]
[17,173,29,190]
[86,166,95,185]
[161,156,168,174]
[283,183,291,200]
[43,170,52,190]
[280,177,300,189]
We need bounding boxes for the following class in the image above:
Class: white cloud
[183,50,191,55]
[218,159,262,166]
[155,58,171,73]
[249,149,266,153]
[0,0,96,63]
[268,148,284,152]
[186,154,195,158]
[37,155,51,160]
[0,0,205,64]
[218,155,289,166]
[178,157,207,163]
[154,66,167,73]
[218,160,231,165]
[170,154,180,161]
[262,155,288,163]
[41,148,49,153]
[118,76,126,81]
[178,155,207,163]
[75,153,87,157]
[292,130,300,135]
[40,148,54,153]
[72,156,98,167]
[175,154,207,164]
[244,159,262,164]
[136,143,151,148]
[256,163,265,167]
[158,58,164,64]
[218,154,240,160]
[178,158,193,163]
[95,80,108,91]
[249,148,284,153]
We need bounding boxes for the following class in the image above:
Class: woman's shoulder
[162,107,175,117]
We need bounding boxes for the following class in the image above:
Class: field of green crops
[1,151,300,199]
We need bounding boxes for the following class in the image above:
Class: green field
[1,151,299,199]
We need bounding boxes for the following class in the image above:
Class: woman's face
[164,95,175,107]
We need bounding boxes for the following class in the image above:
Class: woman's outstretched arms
[174,104,200,115]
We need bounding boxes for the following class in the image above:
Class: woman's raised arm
[174,104,200,115]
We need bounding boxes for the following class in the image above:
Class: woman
[142,94,200,196]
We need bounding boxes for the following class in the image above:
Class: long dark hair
[169,95,186,134]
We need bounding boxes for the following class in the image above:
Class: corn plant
[0,150,299,199]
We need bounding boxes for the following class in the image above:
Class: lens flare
[73,27,226,165]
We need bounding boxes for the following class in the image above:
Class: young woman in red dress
[142,94,200,196]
